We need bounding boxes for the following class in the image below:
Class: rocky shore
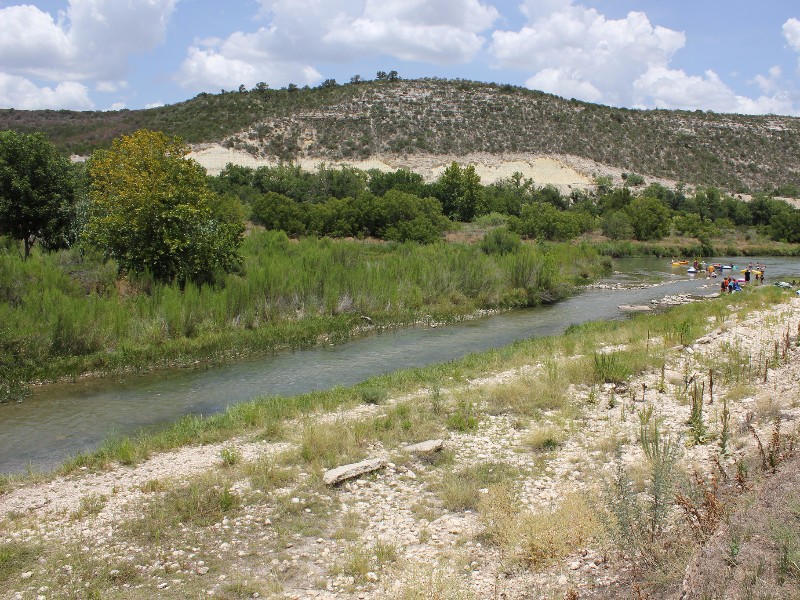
[2,293,798,599]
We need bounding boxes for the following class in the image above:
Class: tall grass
[0,232,607,393]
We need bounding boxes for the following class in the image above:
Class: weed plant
[479,484,600,569]
[0,542,40,583]
[603,409,683,563]
[123,473,241,542]
[0,232,606,392]
[437,462,517,511]
[242,455,296,492]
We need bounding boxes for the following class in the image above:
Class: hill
[1,78,799,193]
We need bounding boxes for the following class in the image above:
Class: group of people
[719,261,768,293]
[720,277,742,293]
[744,262,766,284]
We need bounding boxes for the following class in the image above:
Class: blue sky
[1,0,799,115]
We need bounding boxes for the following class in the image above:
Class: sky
[1,0,799,116]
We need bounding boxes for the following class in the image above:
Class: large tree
[84,130,243,285]
[0,130,77,258]
[625,196,671,241]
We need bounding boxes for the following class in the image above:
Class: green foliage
[514,202,584,241]
[770,210,800,243]
[83,130,243,285]
[3,78,800,193]
[603,410,682,562]
[593,352,632,384]
[434,162,483,221]
[600,210,634,240]
[251,191,307,235]
[251,187,448,243]
[625,196,671,241]
[359,385,388,405]
[446,399,479,432]
[0,130,78,257]
[0,232,608,386]
[124,474,241,541]
[0,542,40,583]
[623,173,645,187]
[479,227,521,255]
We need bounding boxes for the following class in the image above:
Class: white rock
[323,458,388,485]
[402,439,444,454]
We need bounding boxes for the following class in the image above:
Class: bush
[479,227,521,255]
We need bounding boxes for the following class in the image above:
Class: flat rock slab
[402,439,444,454]
[323,458,387,486]
[619,304,652,312]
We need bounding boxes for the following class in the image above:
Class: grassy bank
[590,234,800,258]
[0,232,608,396]
[33,284,791,479]
[1,284,797,599]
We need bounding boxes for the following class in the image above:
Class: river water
[3,256,799,474]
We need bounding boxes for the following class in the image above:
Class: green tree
[625,197,671,241]
[770,209,800,243]
[251,191,307,236]
[601,210,634,240]
[83,129,243,285]
[434,162,483,221]
[0,130,78,258]
[516,202,582,241]
[377,190,448,243]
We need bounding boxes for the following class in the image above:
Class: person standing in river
[744,268,751,283]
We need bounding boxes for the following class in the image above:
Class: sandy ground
[187,144,633,192]
[2,291,799,599]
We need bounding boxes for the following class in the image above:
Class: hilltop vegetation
[1,78,799,193]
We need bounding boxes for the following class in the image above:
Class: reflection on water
[3,256,800,474]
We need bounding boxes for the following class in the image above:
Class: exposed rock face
[323,458,387,485]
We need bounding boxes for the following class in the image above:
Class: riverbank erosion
[1,288,799,598]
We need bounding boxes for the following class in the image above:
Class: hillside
[1,78,799,193]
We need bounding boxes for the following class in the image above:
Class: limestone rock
[402,439,444,454]
[323,458,387,485]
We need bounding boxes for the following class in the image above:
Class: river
[3,256,799,475]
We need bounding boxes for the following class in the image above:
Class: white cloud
[108,102,126,111]
[0,73,94,110]
[491,2,684,107]
[785,17,800,76]
[177,43,322,92]
[324,0,499,63]
[177,0,498,91]
[96,80,128,93]
[490,1,799,115]
[0,0,177,81]
[633,66,797,115]
[784,18,800,53]
[526,68,603,103]
[145,101,165,109]
[751,65,782,94]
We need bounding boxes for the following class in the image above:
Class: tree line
[2,128,800,291]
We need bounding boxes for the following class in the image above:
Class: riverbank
[0,234,608,399]
[1,286,798,598]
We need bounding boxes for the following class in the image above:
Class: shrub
[479,227,521,255]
